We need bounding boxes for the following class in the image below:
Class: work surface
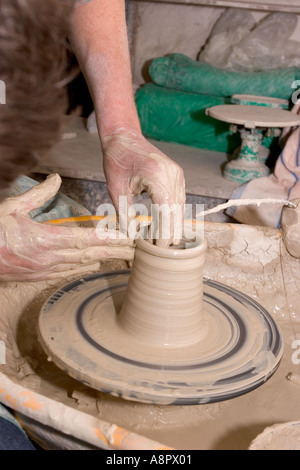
[0,222,299,450]
[36,118,239,200]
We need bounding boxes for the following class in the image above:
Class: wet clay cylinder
[118,234,208,348]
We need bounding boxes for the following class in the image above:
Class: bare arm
[70,0,140,138]
[70,0,185,246]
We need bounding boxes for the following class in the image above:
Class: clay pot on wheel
[118,231,208,348]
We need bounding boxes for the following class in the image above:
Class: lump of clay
[281,199,300,258]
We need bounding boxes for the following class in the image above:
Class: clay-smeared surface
[249,422,300,450]
[37,271,283,405]
[1,224,300,449]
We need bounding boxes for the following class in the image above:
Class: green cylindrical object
[135,83,241,153]
[149,53,299,100]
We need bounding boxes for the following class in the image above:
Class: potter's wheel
[38,270,283,405]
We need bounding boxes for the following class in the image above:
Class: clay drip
[118,235,207,348]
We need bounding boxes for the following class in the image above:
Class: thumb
[0,174,62,216]
[110,190,135,237]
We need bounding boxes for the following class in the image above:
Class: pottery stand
[230,94,289,166]
[224,128,269,182]
[206,104,300,183]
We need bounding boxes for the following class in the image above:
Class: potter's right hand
[0,174,134,281]
[102,128,186,247]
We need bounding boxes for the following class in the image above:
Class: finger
[53,245,135,263]
[38,224,134,251]
[110,190,135,237]
[149,190,185,247]
[0,262,97,282]
[1,174,62,216]
[95,228,133,245]
[20,173,62,213]
[44,264,101,280]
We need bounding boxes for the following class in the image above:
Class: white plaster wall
[132,2,224,84]
[131,2,300,85]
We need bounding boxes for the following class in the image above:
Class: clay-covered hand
[0,174,134,281]
[102,128,186,247]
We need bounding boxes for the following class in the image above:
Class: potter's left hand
[0,174,134,282]
[102,128,186,247]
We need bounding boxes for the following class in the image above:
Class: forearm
[70,0,141,138]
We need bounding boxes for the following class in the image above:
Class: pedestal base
[224,159,270,183]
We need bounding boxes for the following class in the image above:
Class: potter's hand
[0,174,134,281]
[102,129,186,247]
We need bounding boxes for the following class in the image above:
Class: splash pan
[38,270,283,405]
